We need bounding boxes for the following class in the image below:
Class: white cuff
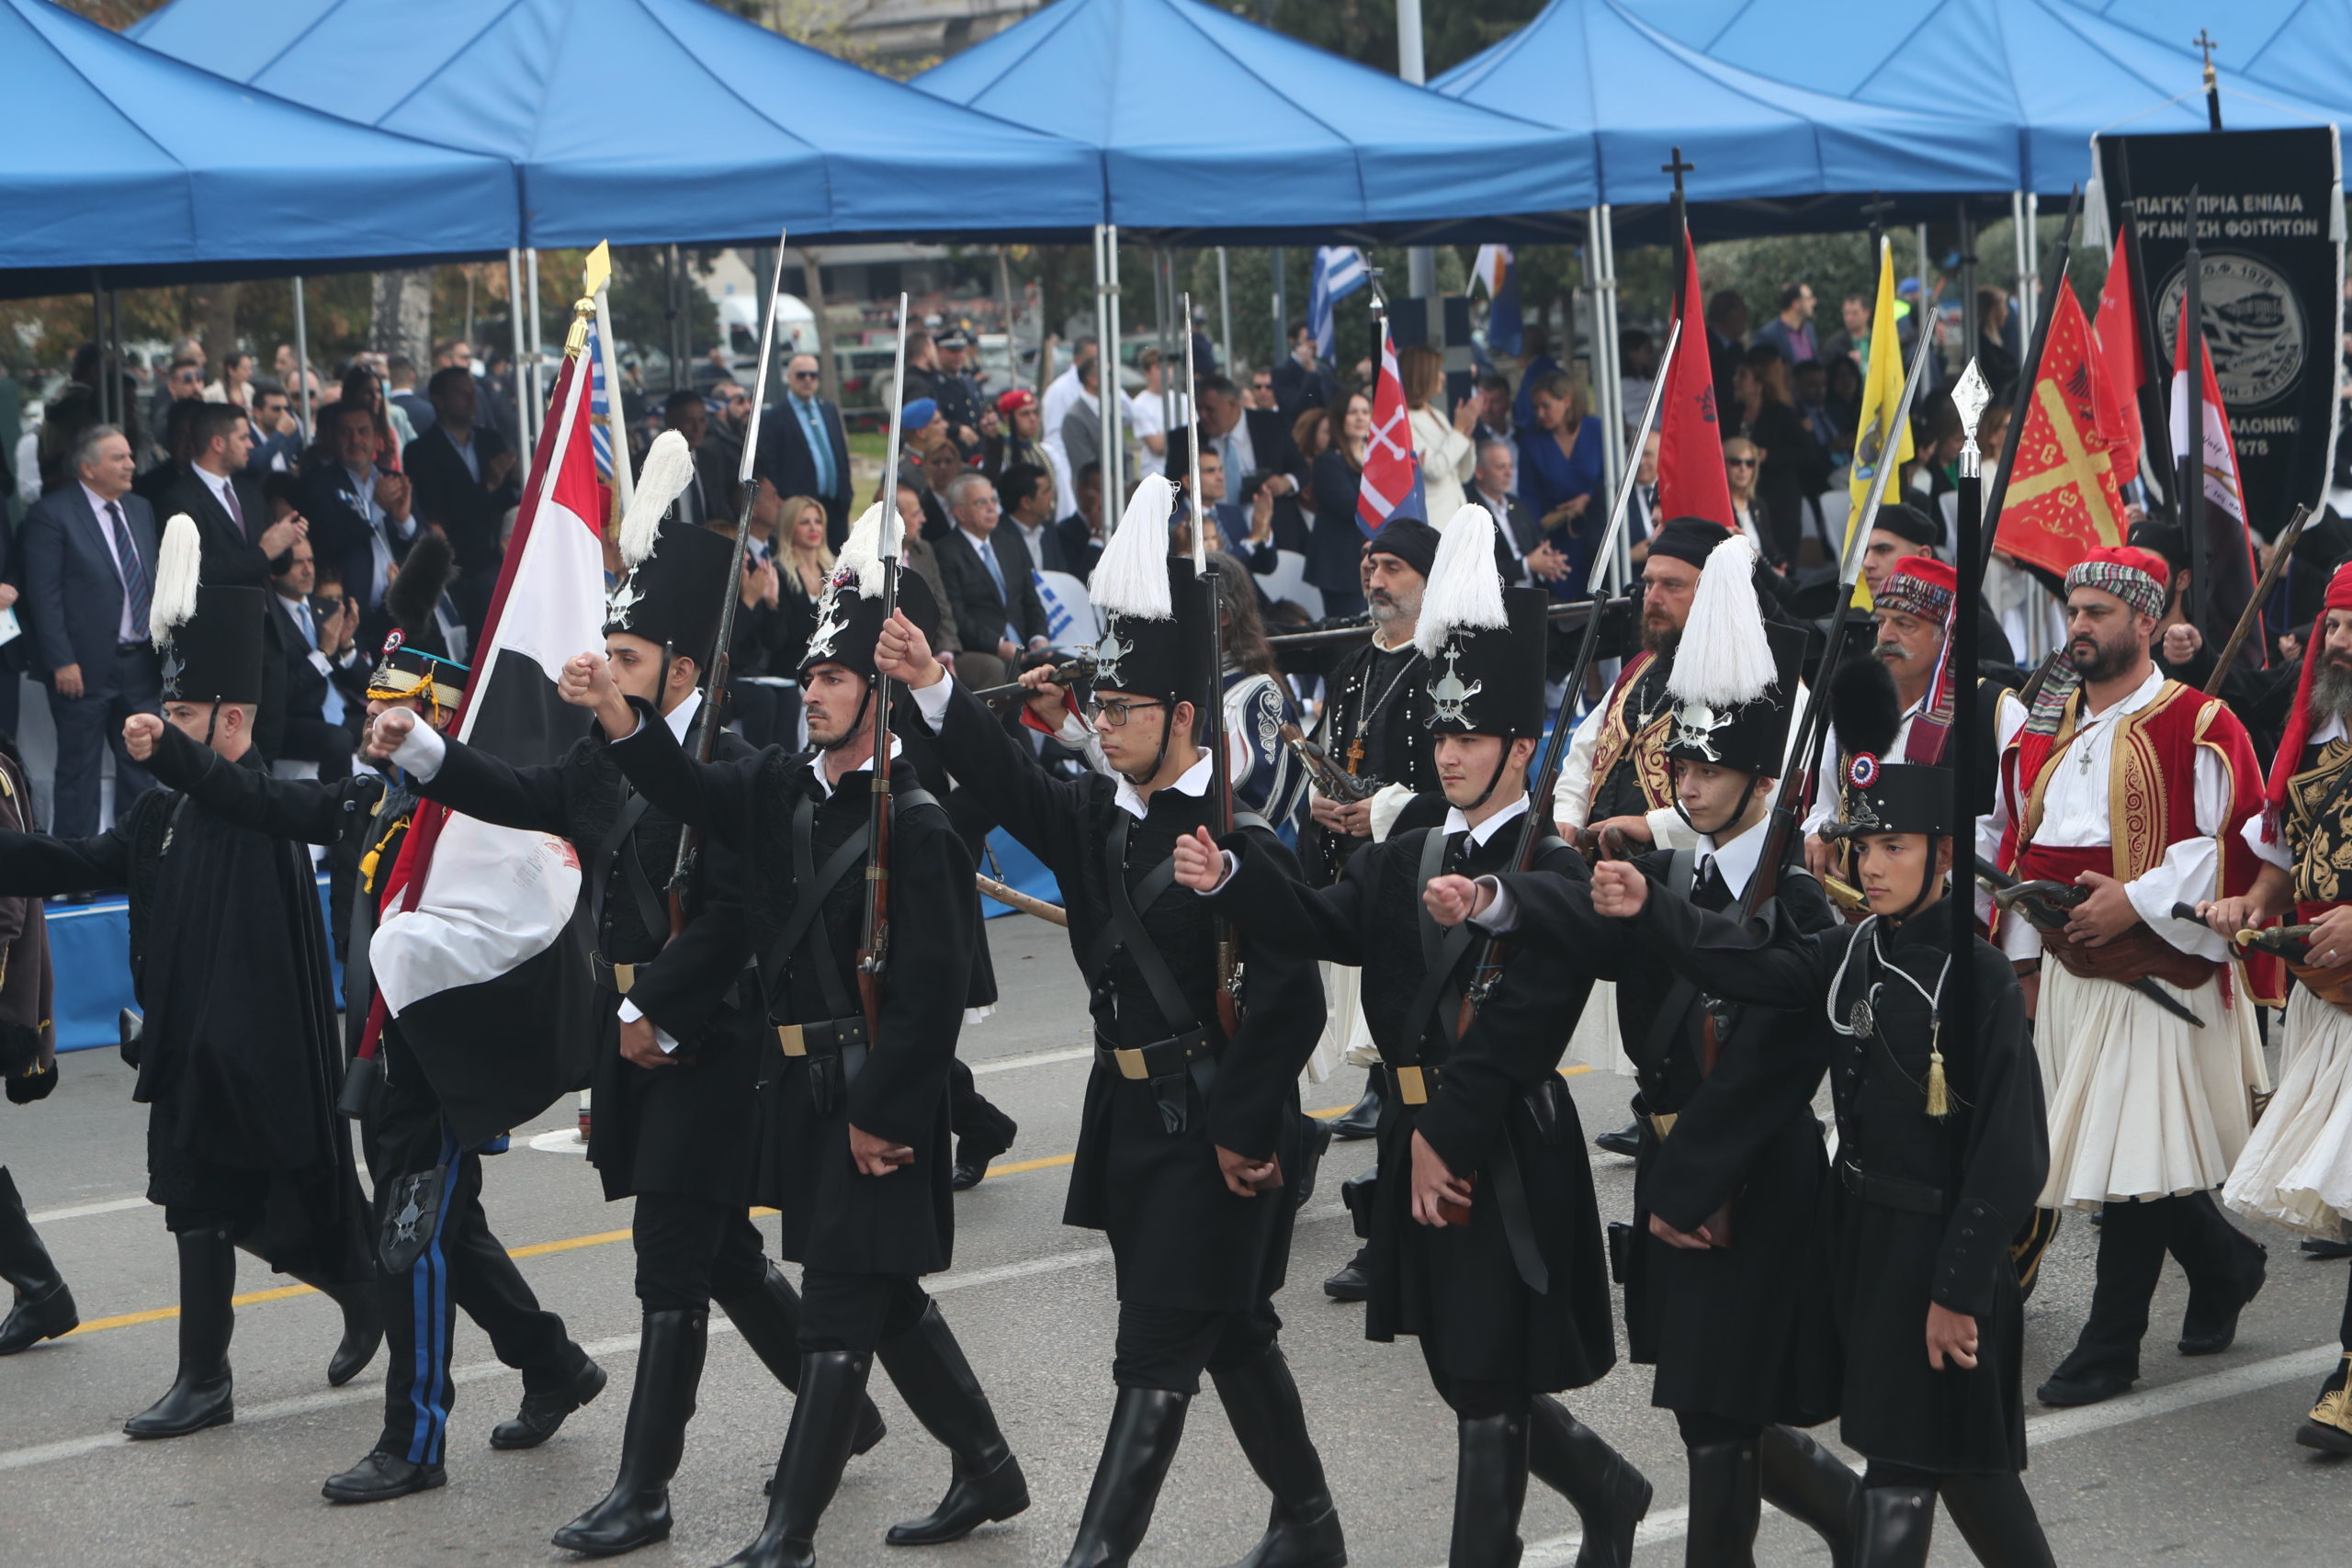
[1471,874,1518,933]
[389,719,447,781]
[1645,806,1699,852]
[910,671,956,731]
[1366,783,1416,843]
[616,998,680,1054]
[1190,850,1238,896]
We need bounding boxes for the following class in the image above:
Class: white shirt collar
[2316,715,2350,746]
[807,732,902,799]
[197,464,235,502]
[662,690,702,745]
[956,524,994,555]
[1699,819,1766,899]
[1442,793,1530,847]
[2079,662,2166,722]
[79,480,120,519]
[1114,747,1213,820]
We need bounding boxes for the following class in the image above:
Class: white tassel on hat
[1089,474,1177,621]
[1668,530,1772,707]
[618,430,696,569]
[1414,502,1510,659]
[149,513,202,645]
[835,502,893,600]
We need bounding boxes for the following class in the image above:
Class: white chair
[1036,569,1101,651]
[1259,549,1324,618]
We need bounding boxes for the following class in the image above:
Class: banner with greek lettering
[2095,127,2345,536]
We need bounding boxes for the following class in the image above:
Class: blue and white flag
[1034,570,1078,647]
[586,318,616,484]
[1308,246,1369,360]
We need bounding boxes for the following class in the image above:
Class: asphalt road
[3,913,2346,1567]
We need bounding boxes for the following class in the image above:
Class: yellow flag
[1848,238,1916,514]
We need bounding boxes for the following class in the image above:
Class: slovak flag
[1473,244,1523,356]
[1356,320,1425,536]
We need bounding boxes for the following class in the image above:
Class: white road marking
[28,1197,149,1224]
[967,1044,1092,1077]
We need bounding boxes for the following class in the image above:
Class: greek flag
[1308,247,1369,360]
[1034,570,1077,645]
[586,318,615,485]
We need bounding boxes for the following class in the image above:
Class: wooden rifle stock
[2204,503,2309,694]
[1181,297,1241,1039]
[856,296,913,1043]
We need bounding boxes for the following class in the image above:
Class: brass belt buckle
[776,1024,806,1056]
[1395,1065,1429,1105]
[1114,1047,1149,1081]
[1648,1111,1678,1140]
[611,962,634,995]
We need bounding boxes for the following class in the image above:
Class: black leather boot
[1058,1387,1191,1568]
[1852,1484,1934,1568]
[718,1263,886,1460]
[1758,1425,1860,1568]
[1449,1413,1530,1568]
[877,1302,1030,1545]
[1329,1070,1383,1141]
[1208,1346,1346,1568]
[1938,1472,2056,1568]
[718,1350,873,1568]
[0,1167,76,1355]
[552,1309,707,1556]
[1683,1438,1760,1568]
[124,1227,236,1438]
[1527,1396,1650,1568]
[952,1100,1020,1191]
[281,1265,383,1387]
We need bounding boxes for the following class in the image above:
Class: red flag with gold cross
[1991,285,2129,577]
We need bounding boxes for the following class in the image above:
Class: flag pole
[2180,186,2206,634]
[1977,186,2079,576]
[586,241,632,522]
[2109,147,2179,492]
[1950,358,1989,1123]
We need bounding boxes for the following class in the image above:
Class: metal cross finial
[1662,146,1695,197]
[2193,28,2218,67]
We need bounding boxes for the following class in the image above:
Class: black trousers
[799,1269,933,1352]
[365,1057,580,1465]
[2069,1190,2260,1379]
[631,1192,769,1312]
[1113,1299,1282,1396]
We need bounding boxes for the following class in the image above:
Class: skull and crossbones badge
[1427,642,1484,727]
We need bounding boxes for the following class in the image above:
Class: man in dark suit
[387,355,436,436]
[932,470,1048,690]
[1469,438,1566,592]
[994,462,1073,578]
[1195,374,1304,515]
[402,367,514,633]
[19,424,163,837]
[307,401,422,655]
[756,351,852,543]
[1054,461,1106,584]
[163,401,300,587]
[1269,322,1339,422]
[657,389,721,527]
[266,534,357,779]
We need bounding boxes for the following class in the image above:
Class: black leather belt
[777,1013,868,1117]
[591,953,639,994]
[1840,1159,1951,1216]
[1095,1028,1217,1085]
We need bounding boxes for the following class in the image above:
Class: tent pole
[293,276,313,437]
[89,276,106,428]
[1958,206,1977,373]
[507,247,528,463]
[1106,225,1125,512]
[1397,0,1433,302]
[2021,192,2040,343]
[1272,246,1286,371]
[526,247,545,445]
[1217,246,1233,378]
[1592,207,1626,585]
[1159,249,1177,450]
[2010,191,2031,342]
[1094,226,1114,529]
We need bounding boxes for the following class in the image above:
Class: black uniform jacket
[607,697,975,1279]
[1300,636,1434,886]
[927,676,1326,1314]
[1497,848,1841,1427]
[0,727,364,1280]
[1213,814,1614,1393]
[141,723,593,1151]
[410,715,763,1207]
[1552,881,2048,1474]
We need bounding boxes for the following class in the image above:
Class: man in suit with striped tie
[18,423,163,838]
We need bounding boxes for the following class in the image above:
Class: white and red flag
[1355,319,1426,536]
[365,350,608,1141]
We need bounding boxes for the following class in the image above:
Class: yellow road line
[62,1066,1600,1336]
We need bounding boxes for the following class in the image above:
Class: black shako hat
[1415,502,1546,737]
[159,585,266,705]
[1830,759,1953,839]
[1085,476,1214,712]
[1646,516,1733,571]
[799,502,942,681]
[605,517,738,672]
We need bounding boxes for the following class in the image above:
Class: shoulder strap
[1086,811,1202,1039]
[779,794,873,1020]
[586,791,659,943]
[1667,847,1697,899]
[1401,828,1478,1059]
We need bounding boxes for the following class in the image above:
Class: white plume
[1415,502,1510,658]
[1667,530,1773,706]
[149,513,202,645]
[1089,474,1176,621]
[836,502,888,598]
[618,430,695,568]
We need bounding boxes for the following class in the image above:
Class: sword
[1975,858,2204,1026]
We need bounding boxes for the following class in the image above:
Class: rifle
[670,230,790,933]
[1182,294,1241,1037]
[1268,598,1606,655]
[1279,721,1381,803]
[1740,286,1945,923]
[971,654,1098,712]
[2204,502,2310,694]
[1461,318,1683,1009]
[977,872,1069,927]
[1973,857,2205,1026]
[855,297,913,1041]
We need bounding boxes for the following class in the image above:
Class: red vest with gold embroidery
[1586,649,1677,818]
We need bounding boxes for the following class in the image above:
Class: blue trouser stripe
[402,1123,462,1464]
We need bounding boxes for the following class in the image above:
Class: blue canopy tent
[2054,1,2352,122]
[1433,0,2027,243]
[1626,0,2343,195]
[130,0,1105,247]
[910,0,1601,245]
[0,0,520,298]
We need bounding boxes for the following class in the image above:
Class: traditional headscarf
[1876,554,1957,625]
[2265,558,2352,823]
[2064,544,2169,623]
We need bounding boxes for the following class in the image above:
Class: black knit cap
[1871,502,1941,548]
[1365,516,1440,579]
[1646,517,1733,571]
